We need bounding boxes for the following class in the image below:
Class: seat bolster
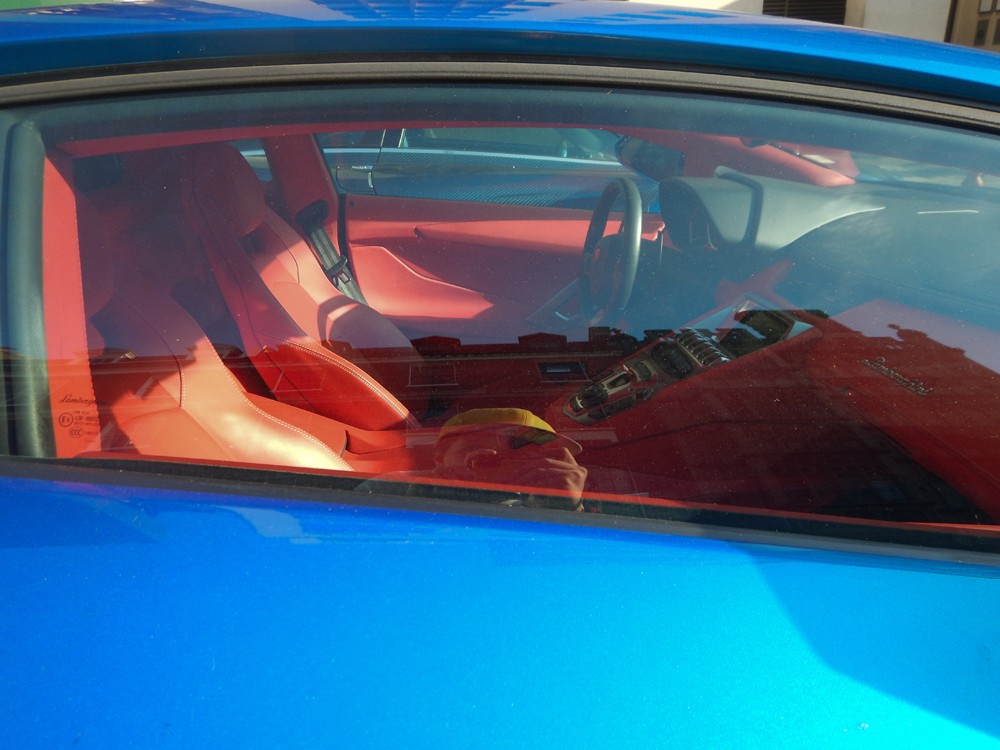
[182,145,419,431]
[93,270,356,470]
[250,334,419,431]
[243,393,348,456]
[121,406,352,470]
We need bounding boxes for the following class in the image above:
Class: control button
[577,383,609,410]
[631,361,653,381]
[607,372,632,389]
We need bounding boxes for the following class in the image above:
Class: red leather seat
[233,147,428,415]
[77,151,419,473]
[90,273,358,470]
[179,144,419,432]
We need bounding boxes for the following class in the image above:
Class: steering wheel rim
[580,178,643,326]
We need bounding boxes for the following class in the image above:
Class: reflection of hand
[466,449,502,472]
[432,424,587,511]
[478,446,587,511]
[503,446,587,493]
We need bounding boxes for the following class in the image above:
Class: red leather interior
[350,243,527,342]
[65,146,420,473]
[180,144,418,431]
[49,125,994,525]
[261,135,341,229]
[77,185,356,469]
[184,134,427,412]
[618,128,857,186]
[43,156,103,458]
[257,136,419,355]
[251,218,417,352]
[91,274,356,470]
[345,194,662,342]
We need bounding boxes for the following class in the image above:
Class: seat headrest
[79,148,183,326]
[184,143,266,238]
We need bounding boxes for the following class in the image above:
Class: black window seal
[0,113,14,457]
[2,122,52,459]
[0,60,998,135]
[2,454,996,568]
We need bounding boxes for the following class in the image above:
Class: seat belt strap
[295,199,368,304]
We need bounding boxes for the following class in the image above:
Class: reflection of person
[430,409,586,510]
[360,408,587,511]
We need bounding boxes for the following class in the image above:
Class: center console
[563,296,811,424]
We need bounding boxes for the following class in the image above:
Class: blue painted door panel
[2,473,999,747]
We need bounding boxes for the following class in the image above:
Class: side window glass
[320,126,658,208]
[230,138,272,181]
[22,83,1000,541]
[317,129,385,195]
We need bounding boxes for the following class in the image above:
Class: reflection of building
[844,0,951,42]
[763,0,952,42]
[662,1,999,50]
[948,0,1000,50]
[763,0,847,24]
[57,0,996,50]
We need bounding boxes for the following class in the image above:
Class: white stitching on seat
[278,337,420,428]
[121,281,351,470]
[221,365,352,469]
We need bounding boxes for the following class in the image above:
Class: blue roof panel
[1,1,1000,104]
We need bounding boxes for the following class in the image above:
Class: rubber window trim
[1,60,998,134]
[2,122,52,458]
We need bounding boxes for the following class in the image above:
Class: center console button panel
[563,297,809,425]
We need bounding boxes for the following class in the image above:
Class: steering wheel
[580,178,643,326]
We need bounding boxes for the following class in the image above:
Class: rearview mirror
[616,137,684,181]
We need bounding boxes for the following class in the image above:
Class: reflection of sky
[171,0,354,20]
[4,473,1000,746]
[3,0,769,23]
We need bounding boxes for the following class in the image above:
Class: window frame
[5,60,1000,553]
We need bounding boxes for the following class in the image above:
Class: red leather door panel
[344,194,661,342]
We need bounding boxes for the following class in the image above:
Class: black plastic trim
[4,124,54,458]
[1,60,999,134]
[0,114,15,456]
[0,113,17,455]
[4,455,995,567]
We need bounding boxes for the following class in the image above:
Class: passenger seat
[78,149,418,473]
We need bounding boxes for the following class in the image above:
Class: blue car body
[2,2,1000,747]
[6,465,1000,748]
[3,0,1000,100]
